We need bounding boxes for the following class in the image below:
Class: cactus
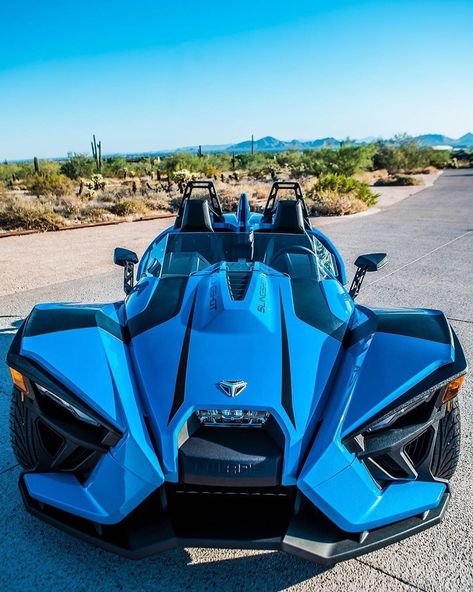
[91,134,102,171]
[33,156,40,175]
[251,135,254,155]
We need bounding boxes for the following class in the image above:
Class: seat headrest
[272,200,305,234]
[180,199,214,232]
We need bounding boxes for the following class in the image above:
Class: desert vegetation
[0,135,459,233]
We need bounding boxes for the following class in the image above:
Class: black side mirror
[349,252,387,298]
[114,248,138,295]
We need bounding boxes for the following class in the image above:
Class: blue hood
[127,263,353,483]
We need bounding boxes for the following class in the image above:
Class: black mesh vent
[227,271,252,301]
[37,420,64,457]
[405,428,433,467]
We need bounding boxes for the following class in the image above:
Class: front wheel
[431,399,461,481]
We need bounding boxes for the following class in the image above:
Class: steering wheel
[265,244,316,269]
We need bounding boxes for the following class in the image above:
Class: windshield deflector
[144,232,322,280]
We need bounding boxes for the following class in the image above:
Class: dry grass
[0,170,378,232]
[0,200,64,232]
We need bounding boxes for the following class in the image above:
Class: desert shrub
[372,136,448,174]
[81,206,115,222]
[0,161,36,182]
[201,163,220,178]
[53,196,81,219]
[36,160,61,176]
[25,173,74,197]
[172,169,194,183]
[102,156,129,178]
[0,202,64,231]
[60,153,95,179]
[144,197,173,212]
[306,173,378,216]
[374,175,420,187]
[109,199,147,217]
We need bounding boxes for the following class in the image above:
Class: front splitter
[20,475,449,565]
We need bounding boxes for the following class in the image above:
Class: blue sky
[0,0,472,159]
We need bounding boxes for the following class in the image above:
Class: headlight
[195,409,270,427]
[344,375,465,485]
[36,383,100,426]
[364,375,465,434]
[365,390,435,433]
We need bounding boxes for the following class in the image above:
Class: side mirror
[114,248,138,295]
[349,253,387,298]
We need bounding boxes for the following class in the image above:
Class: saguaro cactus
[33,156,40,175]
[91,134,102,171]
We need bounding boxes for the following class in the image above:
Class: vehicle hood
[127,264,353,480]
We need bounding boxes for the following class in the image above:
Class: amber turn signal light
[9,368,30,395]
[442,375,465,403]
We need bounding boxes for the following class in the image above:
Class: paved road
[0,169,472,591]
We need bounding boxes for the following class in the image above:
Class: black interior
[272,200,306,234]
[180,199,214,233]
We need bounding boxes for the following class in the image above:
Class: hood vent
[227,271,252,301]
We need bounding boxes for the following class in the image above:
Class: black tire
[9,391,45,470]
[431,399,461,481]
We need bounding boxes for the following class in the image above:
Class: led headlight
[365,390,435,433]
[195,409,270,427]
[365,375,465,434]
[36,383,100,426]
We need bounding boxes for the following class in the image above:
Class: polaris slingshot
[8,181,467,564]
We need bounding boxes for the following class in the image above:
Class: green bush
[60,153,95,179]
[0,161,35,182]
[373,135,449,174]
[306,173,378,216]
[25,173,74,197]
[0,202,64,231]
[102,156,129,178]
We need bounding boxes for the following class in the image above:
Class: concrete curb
[0,212,176,239]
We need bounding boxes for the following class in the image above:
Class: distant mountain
[414,134,455,147]
[225,135,340,153]
[226,136,287,152]
[456,132,473,147]
[128,132,473,157]
[414,133,473,148]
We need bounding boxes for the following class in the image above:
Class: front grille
[227,271,252,300]
[166,484,296,540]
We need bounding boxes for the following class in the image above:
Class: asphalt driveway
[0,169,472,591]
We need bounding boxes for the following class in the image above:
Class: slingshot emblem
[218,379,247,398]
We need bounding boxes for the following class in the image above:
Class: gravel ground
[0,169,471,591]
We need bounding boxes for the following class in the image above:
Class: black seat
[272,200,306,234]
[180,199,214,232]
